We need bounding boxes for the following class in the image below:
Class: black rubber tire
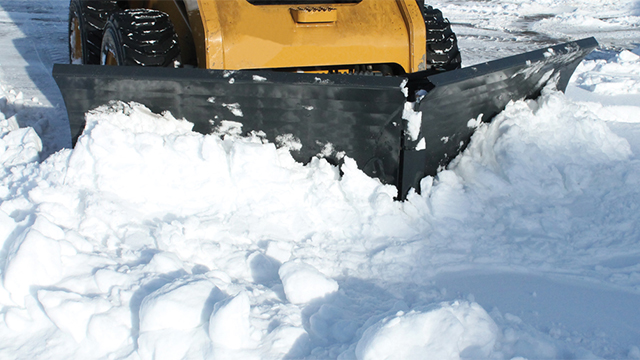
[69,0,119,64]
[83,1,120,64]
[423,5,462,72]
[68,0,89,64]
[100,9,181,67]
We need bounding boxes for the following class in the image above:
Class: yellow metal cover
[191,0,426,73]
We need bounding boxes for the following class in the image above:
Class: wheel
[68,0,119,64]
[68,0,88,64]
[423,5,462,72]
[100,9,181,67]
[83,1,120,64]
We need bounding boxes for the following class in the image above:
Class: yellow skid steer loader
[54,0,597,198]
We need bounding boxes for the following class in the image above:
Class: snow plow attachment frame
[53,37,598,199]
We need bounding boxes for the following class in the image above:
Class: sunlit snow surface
[1,0,640,359]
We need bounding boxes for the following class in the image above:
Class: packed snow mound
[355,301,498,360]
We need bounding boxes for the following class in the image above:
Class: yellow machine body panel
[167,0,426,73]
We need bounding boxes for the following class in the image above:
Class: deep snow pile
[1,46,640,359]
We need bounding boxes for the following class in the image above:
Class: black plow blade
[53,37,598,200]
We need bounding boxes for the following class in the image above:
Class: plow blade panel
[400,37,598,198]
[53,65,407,186]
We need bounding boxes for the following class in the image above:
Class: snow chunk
[265,241,293,263]
[87,307,132,352]
[143,252,185,274]
[276,133,302,152]
[263,325,310,358]
[136,278,226,360]
[215,119,244,136]
[253,75,267,82]
[37,290,112,343]
[317,141,345,159]
[0,120,42,167]
[400,78,409,98]
[402,102,422,141]
[222,103,244,117]
[619,49,640,62]
[84,101,193,136]
[355,301,498,360]
[467,113,483,129]
[278,261,339,304]
[139,278,222,332]
[138,329,211,360]
[340,156,398,203]
[314,77,331,84]
[3,217,66,306]
[208,291,256,350]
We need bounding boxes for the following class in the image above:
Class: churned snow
[572,48,640,95]
[355,302,498,360]
[1,0,640,359]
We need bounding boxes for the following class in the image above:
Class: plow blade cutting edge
[53,37,598,199]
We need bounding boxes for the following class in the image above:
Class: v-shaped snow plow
[53,0,597,199]
[53,37,597,198]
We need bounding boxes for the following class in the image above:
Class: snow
[402,102,422,142]
[572,49,640,95]
[279,261,340,305]
[355,301,499,360]
[426,0,640,64]
[1,0,640,359]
